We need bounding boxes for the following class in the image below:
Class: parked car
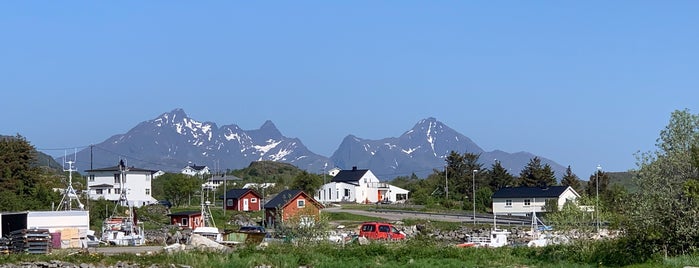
[238,225,266,233]
[157,200,172,209]
[359,222,406,240]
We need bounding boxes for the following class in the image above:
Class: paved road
[323,207,529,225]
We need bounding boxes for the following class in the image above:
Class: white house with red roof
[314,167,409,204]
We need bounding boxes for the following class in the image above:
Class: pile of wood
[0,237,9,254]
[10,229,51,254]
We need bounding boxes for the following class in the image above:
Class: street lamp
[596,165,602,235]
[472,169,478,224]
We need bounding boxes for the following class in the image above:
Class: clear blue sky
[2,2,698,175]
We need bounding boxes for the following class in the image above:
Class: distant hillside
[231,161,304,185]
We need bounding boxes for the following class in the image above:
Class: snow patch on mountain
[254,139,282,155]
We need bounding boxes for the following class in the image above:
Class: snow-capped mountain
[330,117,566,179]
[59,109,565,180]
[64,109,330,173]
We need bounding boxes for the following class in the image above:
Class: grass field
[2,240,695,268]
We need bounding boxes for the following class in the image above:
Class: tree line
[388,150,619,212]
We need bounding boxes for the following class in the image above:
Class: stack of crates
[0,237,9,254]
[10,229,51,254]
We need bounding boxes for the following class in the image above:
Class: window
[227,199,233,206]
[297,199,306,208]
[114,174,120,184]
[115,188,121,195]
[361,224,375,232]
[379,225,391,233]
[344,189,350,197]
[181,218,189,226]
[96,189,103,195]
[505,200,512,207]
[524,199,531,206]
[251,198,257,203]
[89,175,95,182]
[145,189,150,195]
[107,189,111,194]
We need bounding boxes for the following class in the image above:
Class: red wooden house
[221,189,262,211]
[167,211,203,229]
[263,189,323,228]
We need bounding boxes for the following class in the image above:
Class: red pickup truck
[359,222,406,240]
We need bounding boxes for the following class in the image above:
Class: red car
[359,222,406,240]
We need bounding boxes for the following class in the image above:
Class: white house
[492,186,580,216]
[314,167,409,204]
[181,164,210,177]
[86,160,158,208]
[203,174,242,190]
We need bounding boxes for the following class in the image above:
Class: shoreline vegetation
[0,239,696,268]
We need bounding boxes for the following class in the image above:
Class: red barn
[221,189,262,211]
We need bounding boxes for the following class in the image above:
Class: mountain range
[57,109,566,180]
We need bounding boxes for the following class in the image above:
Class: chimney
[352,166,357,171]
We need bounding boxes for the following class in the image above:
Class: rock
[357,236,369,245]
[164,243,186,254]
[188,234,231,253]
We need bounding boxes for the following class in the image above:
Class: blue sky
[2,2,698,175]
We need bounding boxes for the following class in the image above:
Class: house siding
[492,186,581,216]
[315,170,408,204]
[265,192,322,227]
[225,190,262,211]
[87,168,155,207]
[169,214,203,229]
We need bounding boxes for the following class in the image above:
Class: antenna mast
[57,149,84,211]
[201,184,216,228]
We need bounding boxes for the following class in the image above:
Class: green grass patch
[5,239,699,267]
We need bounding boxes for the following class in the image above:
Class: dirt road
[87,245,163,255]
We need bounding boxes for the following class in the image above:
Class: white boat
[102,215,145,246]
[526,210,568,247]
[459,229,511,248]
[101,160,146,246]
[192,185,222,243]
[457,215,511,248]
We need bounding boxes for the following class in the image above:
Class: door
[243,198,249,211]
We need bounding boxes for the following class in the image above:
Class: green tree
[0,135,60,210]
[290,171,322,194]
[585,169,609,198]
[444,151,467,200]
[0,135,40,195]
[627,109,699,257]
[560,165,583,194]
[161,173,201,207]
[488,160,514,191]
[517,157,556,187]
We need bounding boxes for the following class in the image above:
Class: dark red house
[221,189,262,211]
[167,211,203,229]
